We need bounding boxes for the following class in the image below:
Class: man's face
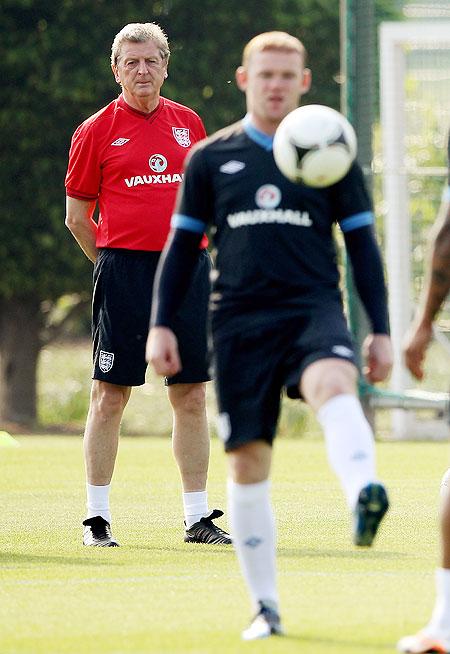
[112,40,167,101]
[237,49,310,128]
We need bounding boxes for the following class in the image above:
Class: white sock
[183,490,209,528]
[86,483,111,523]
[317,394,377,510]
[425,568,450,637]
[227,479,278,611]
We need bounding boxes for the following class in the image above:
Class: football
[273,104,357,188]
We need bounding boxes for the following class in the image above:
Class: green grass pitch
[0,435,446,653]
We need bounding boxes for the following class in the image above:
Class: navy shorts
[212,304,357,451]
[92,248,211,386]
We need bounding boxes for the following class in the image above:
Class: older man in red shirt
[65,22,230,548]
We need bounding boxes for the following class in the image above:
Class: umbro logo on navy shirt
[220,160,246,174]
[111,138,130,146]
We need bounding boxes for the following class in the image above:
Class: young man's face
[112,40,167,103]
[236,49,311,130]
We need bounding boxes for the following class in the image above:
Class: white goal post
[379,21,450,439]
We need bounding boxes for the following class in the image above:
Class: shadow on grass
[128,544,235,554]
[286,632,393,650]
[0,551,123,566]
[279,547,404,560]
[127,544,404,563]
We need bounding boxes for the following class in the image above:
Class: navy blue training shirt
[164,117,387,334]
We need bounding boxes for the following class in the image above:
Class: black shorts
[92,248,211,386]
[212,304,357,451]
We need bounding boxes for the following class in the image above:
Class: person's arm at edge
[404,198,450,379]
[65,196,98,263]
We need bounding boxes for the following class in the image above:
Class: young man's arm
[343,224,393,383]
[147,225,204,377]
[148,143,212,376]
[65,196,98,263]
[404,199,450,380]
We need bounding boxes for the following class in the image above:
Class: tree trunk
[0,297,42,426]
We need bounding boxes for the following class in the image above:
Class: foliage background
[0,0,399,305]
[0,0,399,426]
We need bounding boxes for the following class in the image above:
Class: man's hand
[146,326,181,377]
[403,322,433,381]
[65,197,98,263]
[362,333,393,383]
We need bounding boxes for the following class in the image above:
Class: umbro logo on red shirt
[111,138,130,146]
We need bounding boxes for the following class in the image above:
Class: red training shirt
[65,94,207,250]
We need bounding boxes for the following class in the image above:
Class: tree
[0,0,397,426]
[0,0,127,424]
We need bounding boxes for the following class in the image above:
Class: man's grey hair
[111,22,170,66]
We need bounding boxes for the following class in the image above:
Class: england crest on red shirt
[172,127,191,148]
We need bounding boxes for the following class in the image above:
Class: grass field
[0,434,448,654]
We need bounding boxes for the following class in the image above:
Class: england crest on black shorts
[99,350,114,373]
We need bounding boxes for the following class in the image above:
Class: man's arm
[65,196,98,263]
[343,225,393,383]
[147,325,183,378]
[146,226,204,376]
[147,144,212,376]
[360,333,393,384]
[404,200,450,379]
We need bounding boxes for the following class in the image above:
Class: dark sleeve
[177,143,214,222]
[151,228,203,328]
[343,225,390,334]
[330,161,372,224]
[151,145,212,328]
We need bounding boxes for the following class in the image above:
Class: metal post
[340,0,376,428]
